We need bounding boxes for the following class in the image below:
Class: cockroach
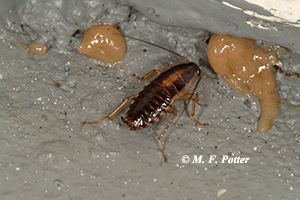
[82,35,208,162]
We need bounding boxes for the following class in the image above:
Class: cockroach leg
[82,94,138,125]
[178,55,187,64]
[191,92,208,127]
[179,89,208,127]
[133,69,161,81]
[157,139,167,163]
[279,98,300,108]
[157,106,178,162]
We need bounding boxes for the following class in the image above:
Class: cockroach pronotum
[82,34,208,162]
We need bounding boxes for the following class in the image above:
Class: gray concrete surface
[0,0,299,199]
[121,0,300,54]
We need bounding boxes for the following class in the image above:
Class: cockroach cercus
[82,34,208,162]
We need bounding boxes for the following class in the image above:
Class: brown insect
[82,35,208,162]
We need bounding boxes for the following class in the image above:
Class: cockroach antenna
[113,33,189,63]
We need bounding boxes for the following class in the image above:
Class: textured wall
[0,0,299,200]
